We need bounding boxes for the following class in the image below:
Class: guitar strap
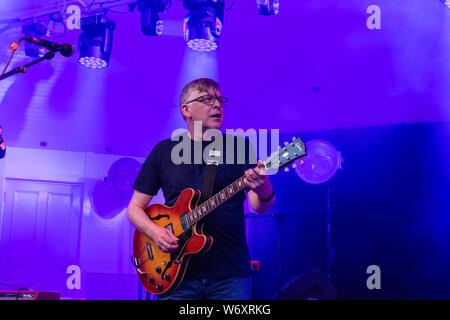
[200,149,220,204]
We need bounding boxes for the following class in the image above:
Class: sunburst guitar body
[132,188,212,294]
[132,137,306,295]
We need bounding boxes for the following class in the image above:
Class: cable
[86,0,131,15]
[49,9,68,38]
[225,0,235,11]
[51,19,68,38]
[1,38,24,76]
[107,8,131,14]
[60,0,68,16]
[88,0,97,9]
[107,2,139,15]
[166,0,173,10]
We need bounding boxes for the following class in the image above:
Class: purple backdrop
[0,0,449,299]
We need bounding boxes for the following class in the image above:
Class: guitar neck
[182,175,247,229]
[180,136,306,230]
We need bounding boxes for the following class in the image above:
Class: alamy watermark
[170,121,280,174]
[366,5,381,30]
[66,264,81,290]
[366,264,381,290]
[65,5,81,30]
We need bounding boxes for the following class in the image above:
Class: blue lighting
[78,15,115,69]
[441,0,450,7]
[79,56,108,69]
[257,0,279,15]
[183,0,224,53]
[186,39,218,53]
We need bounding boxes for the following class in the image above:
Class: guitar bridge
[131,241,154,274]
[131,256,147,274]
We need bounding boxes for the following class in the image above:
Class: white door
[0,179,83,297]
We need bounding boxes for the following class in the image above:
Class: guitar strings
[184,153,291,228]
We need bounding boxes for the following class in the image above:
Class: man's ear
[181,104,191,119]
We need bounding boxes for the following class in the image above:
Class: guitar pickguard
[170,227,193,262]
[158,227,193,280]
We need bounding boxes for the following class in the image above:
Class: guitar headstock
[262,137,306,173]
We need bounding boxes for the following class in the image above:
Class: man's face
[182,87,224,130]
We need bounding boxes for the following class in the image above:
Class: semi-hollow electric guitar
[132,137,306,294]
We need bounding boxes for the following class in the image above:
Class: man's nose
[212,99,222,110]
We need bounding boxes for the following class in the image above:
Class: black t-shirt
[133,132,257,279]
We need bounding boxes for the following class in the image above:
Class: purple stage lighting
[79,51,108,69]
[78,15,116,69]
[138,0,169,36]
[294,140,342,184]
[440,0,450,7]
[257,0,279,15]
[184,20,219,52]
[22,23,47,58]
[183,0,224,52]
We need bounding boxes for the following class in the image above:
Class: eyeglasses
[185,95,229,106]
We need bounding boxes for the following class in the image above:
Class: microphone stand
[0,51,55,81]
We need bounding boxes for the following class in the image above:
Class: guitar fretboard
[182,175,246,229]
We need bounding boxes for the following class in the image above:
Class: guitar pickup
[146,241,153,260]
[165,223,174,234]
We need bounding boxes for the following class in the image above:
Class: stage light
[294,140,343,184]
[138,0,169,36]
[257,0,279,15]
[440,0,450,8]
[183,0,224,53]
[78,15,116,69]
[22,23,48,57]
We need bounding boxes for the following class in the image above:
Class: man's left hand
[243,160,273,199]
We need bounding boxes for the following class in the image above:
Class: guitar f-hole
[161,260,173,281]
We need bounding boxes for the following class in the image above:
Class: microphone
[22,37,74,57]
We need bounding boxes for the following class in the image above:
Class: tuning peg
[292,163,297,169]
[284,142,288,146]
[284,167,289,172]
[292,137,296,141]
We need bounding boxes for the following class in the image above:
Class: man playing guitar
[127,78,275,300]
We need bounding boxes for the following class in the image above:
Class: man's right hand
[149,225,179,253]
[127,190,179,253]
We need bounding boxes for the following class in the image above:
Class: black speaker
[273,267,337,300]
